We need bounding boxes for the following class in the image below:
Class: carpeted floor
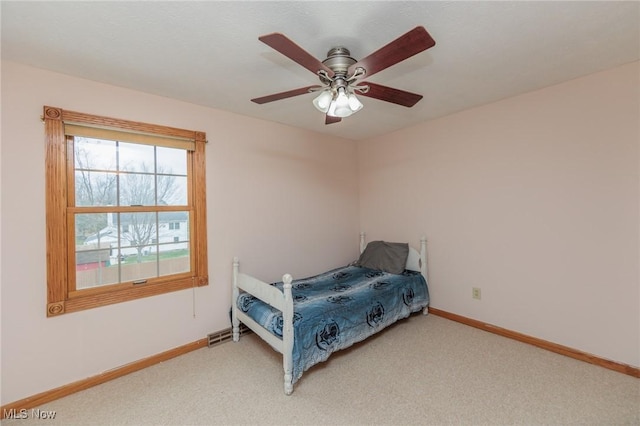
[3,314,639,425]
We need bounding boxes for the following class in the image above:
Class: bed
[231,233,429,395]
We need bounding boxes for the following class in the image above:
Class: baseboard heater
[207,324,251,348]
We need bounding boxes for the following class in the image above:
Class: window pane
[76,249,119,289]
[157,146,187,176]
[74,137,117,171]
[120,257,158,283]
[118,142,155,173]
[118,212,158,283]
[119,172,157,206]
[158,211,189,243]
[159,175,187,206]
[118,172,185,207]
[76,213,113,245]
[75,213,118,289]
[157,212,190,275]
[75,171,117,206]
[158,243,190,276]
[119,212,157,254]
[74,137,118,207]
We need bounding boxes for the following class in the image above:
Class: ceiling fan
[251,26,436,125]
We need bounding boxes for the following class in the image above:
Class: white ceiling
[2,1,639,141]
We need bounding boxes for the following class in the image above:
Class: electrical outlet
[472,287,481,300]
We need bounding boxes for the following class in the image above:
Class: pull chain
[192,277,196,318]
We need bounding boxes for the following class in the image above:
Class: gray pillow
[355,241,409,275]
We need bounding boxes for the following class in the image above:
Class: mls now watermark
[3,408,57,420]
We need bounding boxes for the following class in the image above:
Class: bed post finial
[360,232,366,254]
[232,257,239,284]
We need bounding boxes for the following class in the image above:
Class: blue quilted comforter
[236,265,429,384]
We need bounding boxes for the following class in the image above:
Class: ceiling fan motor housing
[322,47,357,76]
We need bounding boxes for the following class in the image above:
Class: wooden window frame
[44,106,208,316]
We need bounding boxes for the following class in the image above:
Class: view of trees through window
[74,137,191,289]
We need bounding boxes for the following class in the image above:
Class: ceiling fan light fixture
[348,92,363,113]
[327,87,361,118]
[331,104,353,118]
[327,98,340,117]
[312,90,333,113]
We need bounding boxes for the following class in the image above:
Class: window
[44,106,208,316]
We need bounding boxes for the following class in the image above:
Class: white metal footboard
[231,257,295,395]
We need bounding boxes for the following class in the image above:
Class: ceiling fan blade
[358,82,423,107]
[348,26,435,79]
[259,33,335,78]
[251,85,322,104]
[325,115,342,125]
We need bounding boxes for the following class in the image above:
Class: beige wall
[358,61,639,367]
[0,62,360,403]
[2,60,638,405]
